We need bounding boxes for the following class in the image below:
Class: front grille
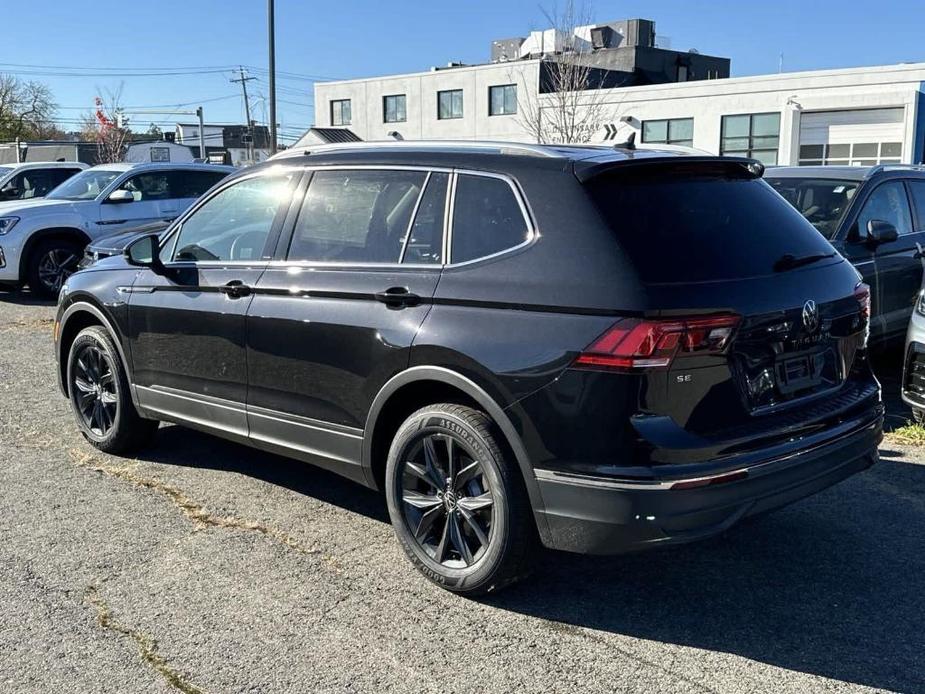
[0,246,5,268]
[904,344,925,404]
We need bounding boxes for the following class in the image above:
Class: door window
[288,170,426,263]
[450,174,529,263]
[122,172,171,201]
[169,174,295,262]
[402,173,447,264]
[907,181,925,231]
[856,181,913,238]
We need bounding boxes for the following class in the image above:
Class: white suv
[0,162,234,297]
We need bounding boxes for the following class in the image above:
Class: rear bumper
[534,407,882,554]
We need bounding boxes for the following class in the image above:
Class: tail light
[854,282,871,321]
[574,314,741,372]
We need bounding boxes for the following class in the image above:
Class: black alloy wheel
[67,326,159,453]
[37,248,79,294]
[399,432,495,568]
[72,342,119,437]
[385,404,536,595]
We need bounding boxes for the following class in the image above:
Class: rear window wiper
[773,251,836,272]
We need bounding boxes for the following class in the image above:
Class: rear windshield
[764,176,859,240]
[587,166,837,284]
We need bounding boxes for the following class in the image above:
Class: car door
[127,170,299,441]
[839,178,921,340]
[97,170,174,232]
[245,167,447,481]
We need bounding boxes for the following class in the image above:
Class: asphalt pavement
[1,291,924,694]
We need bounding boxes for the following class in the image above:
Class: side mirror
[124,233,162,269]
[107,189,135,204]
[867,219,899,245]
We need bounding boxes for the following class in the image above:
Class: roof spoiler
[574,156,765,184]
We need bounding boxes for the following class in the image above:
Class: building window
[330,99,352,126]
[677,64,689,82]
[798,142,902,167]
[720,112,780,165]
[438,89,464,120]
[641,118,694,147]
[383,94,406,123]
[489,84,517,116]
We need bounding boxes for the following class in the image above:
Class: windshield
[46,169,122,201]
[587,165,837,284]
[765,177,859,240]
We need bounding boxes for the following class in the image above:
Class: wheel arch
[362,366,550,537]
[57,301,136,407]
[20,227,90,279]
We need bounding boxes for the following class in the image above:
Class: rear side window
[168,170,229,199]
[288,170,426,263]
[586,166,837,283]
[451,174,529,264]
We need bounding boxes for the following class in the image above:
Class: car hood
[88,221,170,253]
[0,197,94,216]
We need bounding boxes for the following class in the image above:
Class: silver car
[902,290,925,422]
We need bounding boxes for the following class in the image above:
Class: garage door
[798,108,904,166]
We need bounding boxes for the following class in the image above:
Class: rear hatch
[583,159,873,437]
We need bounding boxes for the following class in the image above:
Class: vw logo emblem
[802,299,820,333]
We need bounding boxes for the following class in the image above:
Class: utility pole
[196,106,206,161]
[268,0,277,154]
[231,66,257,162]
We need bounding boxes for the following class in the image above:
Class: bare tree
[512,1,616,144]
[80,86,131,164]
[0,74,58,140]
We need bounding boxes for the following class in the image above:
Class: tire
[913,408,925,425]
[385,404,536,595]
[67,326,159,454]
[27,238,83,299]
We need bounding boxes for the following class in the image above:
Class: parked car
[0,161,87,201]
[77,221,170,270]
[902,291,925,422]
[0,162,234,297]
[55,142,882,594]
[765,165,925,343]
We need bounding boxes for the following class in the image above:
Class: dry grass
[885,423,925,446]
[84,584,205,694]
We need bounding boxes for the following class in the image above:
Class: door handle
[374,286,420,308]
[220,280,252,299]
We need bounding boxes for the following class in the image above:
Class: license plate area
[775,351,827,395]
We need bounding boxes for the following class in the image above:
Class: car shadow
[0,287,55,306]
[138,424,923,691]
[136,424,389,523]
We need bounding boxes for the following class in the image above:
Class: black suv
[766,165,925,343]
[55,142,883,594]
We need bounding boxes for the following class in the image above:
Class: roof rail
[281,139,565,159]
[865,163,925,178]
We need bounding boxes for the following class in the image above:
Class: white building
[315,60,925,167]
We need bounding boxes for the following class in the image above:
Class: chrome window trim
[160,164,537,272]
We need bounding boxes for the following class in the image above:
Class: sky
[6,0,925,143]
